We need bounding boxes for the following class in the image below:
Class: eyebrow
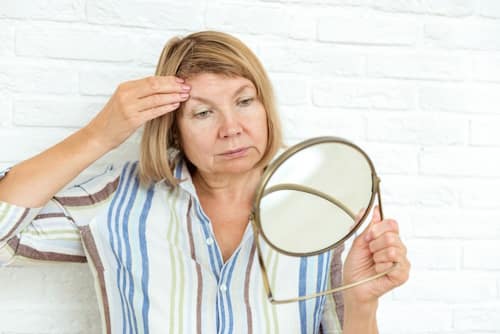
[189,84,254,105]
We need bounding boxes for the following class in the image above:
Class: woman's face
[177,73,268,177]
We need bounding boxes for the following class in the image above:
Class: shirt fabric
[0,157,345,334]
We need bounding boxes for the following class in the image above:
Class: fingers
[140,102,182,123]
[365,217,399,243]
[114,75,191,121]
[134,92,189,113]
[123,75,190,98]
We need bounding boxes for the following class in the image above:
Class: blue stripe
[316,251,333,332]
[313,253,324,333]
[139,184,154,333]
[122,166,140,334]
[216,291,221,332]
[299,257,308,334]
[197,203,223,269]
[194,201,220,279]
[224,249,240,334]
[116,162,138,333]
[175,160,183,179]
[107,161,131,333]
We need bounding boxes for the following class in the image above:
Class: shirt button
[219,284,227,292]
[206,237,214,245]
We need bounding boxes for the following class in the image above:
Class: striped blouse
[0,157,345,334]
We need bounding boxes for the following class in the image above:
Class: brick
[287,10,316,40]
[361,143,419,175]
[372,0,475,17]
[463,241,500,270]
[0,62,78,94]
[269,73,309,106]
[419,147,500,177]
[318,17,417,46]
[464,54,500,83]
[424,21,500,51]
[454,306,500,331]
[479,0,500,19]
[0,128,73,162]
[133,33,178,68]
[14,98,106,128]
[406,239,459,270]
[393,270,497,302]
[366,114,468,145]
[419,84,500,114]
[206,4,289,36]
[0,0,85,21]
[86,0,203,30]
[257,40,364,76]
[412,209,500,239]
[0,22,14,56]
[279,106,364,142]
[16,27,137,62]
[79,68,152,95]
[378,175,459,207]
[459,178,500,209]
[0,94,12,127]
[366,53,464,81]
[378,301,453,332]
[470,117,500,145]
[312,80,415,110]
[288,0,369,4]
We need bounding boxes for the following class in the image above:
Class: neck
[192,168,263,204]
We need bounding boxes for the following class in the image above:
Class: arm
[0,75,190,264]
[0,127,109,208]
[0,75,189,208]
[341,206,411,333]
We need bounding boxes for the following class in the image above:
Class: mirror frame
[250,136,397,304]
[251,136,383,257]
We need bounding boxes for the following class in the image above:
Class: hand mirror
[250,136,398,304]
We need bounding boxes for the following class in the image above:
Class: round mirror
[251,136,398,304]
[254,137,377,257]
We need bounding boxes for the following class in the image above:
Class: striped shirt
[0,157,345,334]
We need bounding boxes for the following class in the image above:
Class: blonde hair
[138,31,283,186]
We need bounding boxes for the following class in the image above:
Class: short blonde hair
[138,31,283,186]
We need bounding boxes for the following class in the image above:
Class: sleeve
[0,163,123,266]
[319,244,345,334]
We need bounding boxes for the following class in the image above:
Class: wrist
[342,300,378,334]
[79,125,114,156]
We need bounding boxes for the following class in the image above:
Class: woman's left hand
[342,206,411,307]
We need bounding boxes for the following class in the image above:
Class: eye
[194,110,212,119]
[238,97,254,107]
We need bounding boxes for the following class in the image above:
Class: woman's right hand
[85,75,191,150]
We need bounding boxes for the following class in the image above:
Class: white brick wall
[1,1,499,333]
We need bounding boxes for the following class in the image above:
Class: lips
[219,147,250,158]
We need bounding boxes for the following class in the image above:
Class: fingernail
[181,84,191,91]
[180,93,189,99]
[175,77,185,83]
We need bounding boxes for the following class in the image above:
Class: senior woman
[0,31,409,333]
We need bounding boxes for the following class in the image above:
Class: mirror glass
[258,141,374,255]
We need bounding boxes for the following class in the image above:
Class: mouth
[219,147,250,158]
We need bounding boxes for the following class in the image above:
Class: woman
[0,31,410,333]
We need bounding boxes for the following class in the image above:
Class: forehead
[185,73,256,94]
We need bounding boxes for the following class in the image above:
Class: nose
[219,113,242,138]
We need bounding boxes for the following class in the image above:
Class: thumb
[370,205,382,224]
[358,205,381,244]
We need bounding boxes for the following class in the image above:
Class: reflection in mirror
[259,141,373,255]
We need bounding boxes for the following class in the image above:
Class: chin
[216,156,262,175]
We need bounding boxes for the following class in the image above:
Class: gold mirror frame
[250,136,398,304]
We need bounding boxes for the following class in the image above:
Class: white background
[1,0,500,333]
